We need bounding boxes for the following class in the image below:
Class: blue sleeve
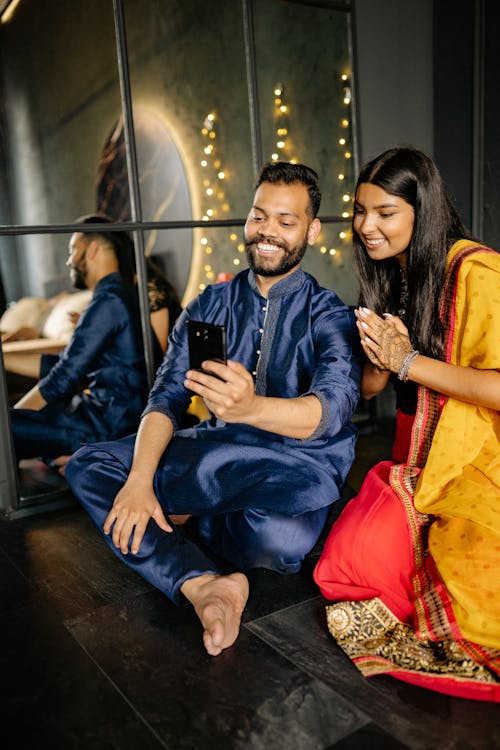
[38,292,125,403]
[306,306,362,440]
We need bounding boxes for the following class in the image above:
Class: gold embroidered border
[326,599,500,685]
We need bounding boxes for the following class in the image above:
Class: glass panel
[123,0,254,223]
[252,0,356,218]
[0,0,126,303]
[302,222,356,306]
[251,0,356,303]
[168,225,246,306]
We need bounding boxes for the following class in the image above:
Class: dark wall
[483,1,500,247]
[433,0,475,230]
[434,0,500,248]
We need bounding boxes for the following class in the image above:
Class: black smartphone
[187,320,227,372]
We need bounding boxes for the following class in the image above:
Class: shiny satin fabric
[10,273,148,458]
[66,265,360,603]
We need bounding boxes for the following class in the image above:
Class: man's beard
[244,234,308,277]
[69,252,88,290]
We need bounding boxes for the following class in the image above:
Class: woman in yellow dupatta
[314,147,500,701]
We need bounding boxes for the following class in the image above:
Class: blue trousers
[66,436,329,605]
[10,404,98,461]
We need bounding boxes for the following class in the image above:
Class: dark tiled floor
[1,419,499,749]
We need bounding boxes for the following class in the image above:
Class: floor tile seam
[0,542,33,584]
[243,594,324,627]
[241,621,375,739]
[62,620,173,750]
[242,619,423,749]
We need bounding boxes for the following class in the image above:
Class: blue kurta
[66,266,361,604]
[10,272,148,459]
[141,266,361,517]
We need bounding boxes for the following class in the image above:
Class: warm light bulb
[277,128,288,136]
[204,264,212,272]
[204,145,213,155]
[271,153,279,161]
[277,141,285,148]
[199,283,206,291]
[200,237,208,245]
[274,87,282,96]
[329,248,337,255]
[341,74,348,81]
[233,258,241,266]
[342,211,350,218]
[218,171,225,179]
[206,188,213,196]
[230,233,237,241]
[206,246,213,254]
[338,174,345,180]
[209,131,216,140]
[206,209,214,216]
[342,119,349,127]
[201,159,208,167]
[339,138,346,145]
[345,151,352,159]
[280,105,287,113]
[339,231,346,239]
[320,246,327,254]
[342,194,350,202]
[207,113,215,121]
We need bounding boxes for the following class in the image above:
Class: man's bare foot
[181,572,249,656]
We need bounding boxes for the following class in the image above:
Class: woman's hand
[355,308,413,373]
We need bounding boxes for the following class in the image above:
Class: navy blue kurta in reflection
[10,272,148,459]
[142,267,361,516]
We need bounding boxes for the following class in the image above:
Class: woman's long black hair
[353,147,470,358]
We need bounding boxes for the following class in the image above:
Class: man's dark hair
[74,214,135,286]
[255,161,321,218]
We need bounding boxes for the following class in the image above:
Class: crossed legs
[66,439,328,655]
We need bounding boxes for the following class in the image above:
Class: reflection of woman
[314,147,500,701]
[145,257,182,356]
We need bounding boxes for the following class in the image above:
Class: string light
[323,70,354,270]
[197,110,241,288]
[270,82,291,163]
[194,69,355,290]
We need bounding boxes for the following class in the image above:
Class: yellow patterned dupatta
[326,241,500,700]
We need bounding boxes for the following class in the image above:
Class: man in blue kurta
[10,216,148,463]
[66,163,361,656]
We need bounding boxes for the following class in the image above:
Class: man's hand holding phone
[185,321,257,424]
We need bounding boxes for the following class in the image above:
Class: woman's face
[353,183,414,269]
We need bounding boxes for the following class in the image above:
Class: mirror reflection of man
[10,215,148,470]
[67,163,362,657]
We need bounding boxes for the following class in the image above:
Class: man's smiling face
[244,181,320,280]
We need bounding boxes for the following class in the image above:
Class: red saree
[314,241,500,701]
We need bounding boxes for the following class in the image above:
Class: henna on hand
[357,308,413,372]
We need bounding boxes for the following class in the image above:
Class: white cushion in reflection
[42,290,92,341]
[0,297,52,335]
